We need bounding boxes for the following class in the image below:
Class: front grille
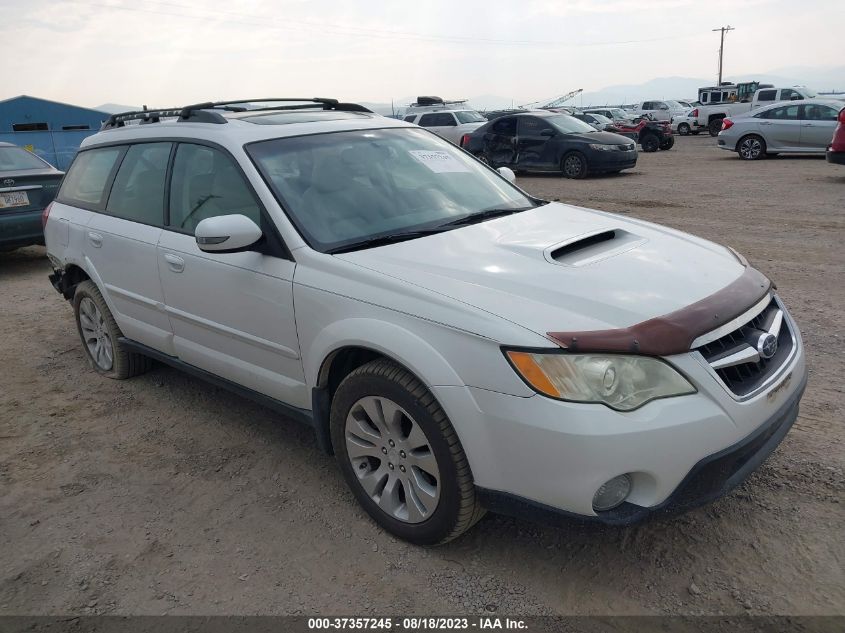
[695,297,794,397]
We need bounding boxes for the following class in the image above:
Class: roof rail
[101,98,372,130]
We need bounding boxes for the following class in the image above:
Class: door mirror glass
[497,167,516,183]
[195,214,262,252]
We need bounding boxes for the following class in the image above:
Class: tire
[73,280,152,379]
[737,134,767,160]
[677,123,690,136]
[331,359,485,545]
[561,152,588,179]
[640,134,660,152]
[659,137,675,150]
[708,119,723,137]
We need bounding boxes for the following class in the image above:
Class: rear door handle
[87,232,103,248]
[164,253,185,273]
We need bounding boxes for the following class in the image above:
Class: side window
[802,104,838,121]
[641,102,653,110]
[403,115,416,122]
[58,146,124,209]
[168,144,261,233]
[106,143,171,225]
[762,105,800,120]
[518,117,553,135]
[710,92,722,103]
[419,113,457,127]
[780,89,801,101]
[757,89,777,102]
[492,117,517,136]
[700,93,709,103]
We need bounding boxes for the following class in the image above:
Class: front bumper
[432,318,806,523]
[0,209,44,250]
[585,149,638,172]
[476,367,806,526]
[826,148,845,165]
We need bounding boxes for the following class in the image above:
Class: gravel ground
[1,136,843,617]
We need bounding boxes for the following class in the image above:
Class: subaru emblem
[2,178,14,187]
[757,333,778,359]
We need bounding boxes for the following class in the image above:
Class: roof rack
[101,98,372,129]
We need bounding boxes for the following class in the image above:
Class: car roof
[752,98,844,113]
[81,108,415,151]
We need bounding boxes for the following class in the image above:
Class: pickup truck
[694,86,819,136]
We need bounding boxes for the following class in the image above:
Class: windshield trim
[243,126,538,254]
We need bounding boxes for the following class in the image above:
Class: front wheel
[677,123,690,135]
[331,359,485,545]
[561,152,588,179]
[659,137,675,150]
[73,280,152,379]
[640,134,660,152]
[737,135,767,160]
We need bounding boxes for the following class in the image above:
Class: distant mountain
[95,103,140,114]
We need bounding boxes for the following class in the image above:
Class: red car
[827,104,845,165]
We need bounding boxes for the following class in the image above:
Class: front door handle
[87,232,103,248]
[164,253,185,273]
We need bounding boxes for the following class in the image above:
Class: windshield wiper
[326,227,449,254]
[438,206,534,228]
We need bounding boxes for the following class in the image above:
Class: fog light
[592,474,632,512]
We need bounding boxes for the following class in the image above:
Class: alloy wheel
[344,395,441,524]
[740,138,763,160]
[78,297,114,371]
[563,155,584,177]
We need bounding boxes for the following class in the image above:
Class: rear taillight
[721,118,734,131]
[41,201,53,229]
[460,134,470,148]
[839,108,845,123]
[691,108,699,117]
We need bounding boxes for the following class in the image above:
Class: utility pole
[712,25,735,85]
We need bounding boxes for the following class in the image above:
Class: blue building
[0,95,110,170]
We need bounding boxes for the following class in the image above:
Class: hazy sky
[2,0,842,108]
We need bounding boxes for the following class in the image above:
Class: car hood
[335,203,747,338]
[566,130,634,145]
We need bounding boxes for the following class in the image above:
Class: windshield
[591,114,612,124]
[665,100,685,109]
[0,147,50,171]
[610,109,628,119]
[247,128,534,253]
[454,110,486,124]
[546,114,597,134]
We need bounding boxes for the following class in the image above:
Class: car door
[516,116,557,170]
[70,143,175,353]
[418,112,459,143]
[156,142,308,408]
[799,103,839,149]
[757,104,802,150]
[483,116,517,166]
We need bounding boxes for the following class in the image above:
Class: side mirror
[195,214,262,253]
[497,167,516,183]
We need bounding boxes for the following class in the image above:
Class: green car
[0,142,64,251]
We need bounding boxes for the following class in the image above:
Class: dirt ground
[1,136,844,617]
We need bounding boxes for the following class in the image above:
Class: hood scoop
[545,228,647,267]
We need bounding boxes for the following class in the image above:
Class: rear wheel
[331,359,485,545]
[73,281,152,379]
[677,123,690,135]
[737,134,766,160]
[640,134,659,152]
[561,152,588,179]
[708,119,723,136]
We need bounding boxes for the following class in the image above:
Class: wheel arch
[307,319,466,454]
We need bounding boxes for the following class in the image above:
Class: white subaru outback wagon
[44,98,807,544]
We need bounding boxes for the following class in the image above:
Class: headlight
[505,351,695,411]
[588,143,617,151]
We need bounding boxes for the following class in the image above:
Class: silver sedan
[717,98,843,160]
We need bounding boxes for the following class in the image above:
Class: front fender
[305,317,465,391]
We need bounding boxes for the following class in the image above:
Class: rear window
[419,113,456,127]
[0,146,50,171]
[58,147,124,208]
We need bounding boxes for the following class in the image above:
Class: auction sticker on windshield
[409,150,470,173]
